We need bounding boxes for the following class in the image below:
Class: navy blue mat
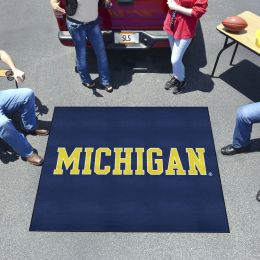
[30,107,229,232]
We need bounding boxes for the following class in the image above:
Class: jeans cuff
[23,149,34,158]
[232,142,250,148]
[100,80,110,86]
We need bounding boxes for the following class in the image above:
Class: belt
[66,16,98,25]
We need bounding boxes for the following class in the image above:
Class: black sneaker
[172,79,186,94]
[164,76,176,90]
[221,144,251,155]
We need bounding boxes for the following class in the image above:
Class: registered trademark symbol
[208,172,213,176]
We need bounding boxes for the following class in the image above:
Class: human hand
[50,1,66,17]
[12,68,25,84]
[103,0,112,8]
[167,0,179,11]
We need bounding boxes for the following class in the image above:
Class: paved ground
[0,1,260,259]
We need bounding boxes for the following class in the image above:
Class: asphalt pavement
[0,0,259,259]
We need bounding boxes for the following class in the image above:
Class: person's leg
[171,38,192,82]
[0,89,45,164]
[221,102,260,155]
[168,34,175,50]
[18,89,37,132]
[0,113,33,157]
[165,35,176,90]
[165,37,191,93]
[232,102,260,148]
[67,19,93,84]
[0,88,37,132]
[87,21,110,87]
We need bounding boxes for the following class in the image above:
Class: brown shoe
[31,128,49,136]
[25,153,44,166]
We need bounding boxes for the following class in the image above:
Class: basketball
[222,16,248,32]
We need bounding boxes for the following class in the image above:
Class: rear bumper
[58,30,169,49]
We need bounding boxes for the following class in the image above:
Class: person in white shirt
[50,0,113,92]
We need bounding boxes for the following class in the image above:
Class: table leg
[211,37,236,77]
[230,43,239,65]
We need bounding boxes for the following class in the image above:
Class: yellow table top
[0,69,9,77]
[217,11,260,55]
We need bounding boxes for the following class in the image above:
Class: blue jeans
[168,35,192,82]
[233,102,260,148]
[67,18,110,86]
[0,88,37,157]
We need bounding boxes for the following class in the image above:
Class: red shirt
[163,0,208,39]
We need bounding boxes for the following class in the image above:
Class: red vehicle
[56,0,169,49]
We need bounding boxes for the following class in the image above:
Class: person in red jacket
[163,0,208,94]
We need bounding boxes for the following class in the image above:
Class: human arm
[167,0,192,16]
[0,50,25,83]
[167,0,208,18]
[101,0,112,8]
[50,0,66,16]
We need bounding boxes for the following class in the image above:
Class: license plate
[114,32,139,44]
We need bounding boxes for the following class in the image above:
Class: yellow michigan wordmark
[53,147,207,176]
